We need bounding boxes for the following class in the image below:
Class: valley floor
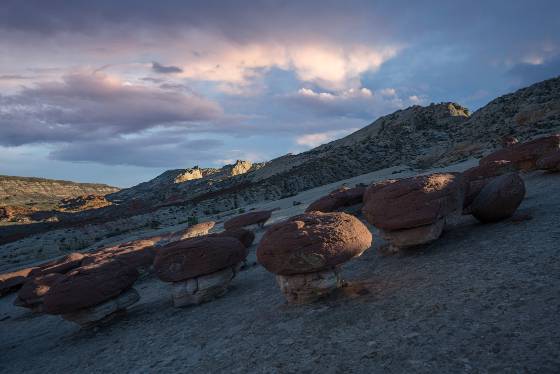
[1,164,559,373]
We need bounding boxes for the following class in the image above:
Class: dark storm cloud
[0,73,222,146]
[152,62,183,74]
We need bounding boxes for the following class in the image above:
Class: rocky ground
[1,162,559,373]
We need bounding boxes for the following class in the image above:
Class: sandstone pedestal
[171,263,241,307]
[62,288,140,327]
[276,268,342,304]
[379,219,445,249]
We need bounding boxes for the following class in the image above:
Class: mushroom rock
[467,173,526,223]
[82,239,156,272]
[536,150,560,171]
[14,273,64,313]
[224,210,272,231]
[462,160,517,210]
[362,173,463,249]
[305,186,366,213]
[257,211,372,304]
[480,134,560,171]
[42,260,139,326]
[28,252,85,278]
[209,228,255,248]
[0,267,38,297]
[154,237,248,307]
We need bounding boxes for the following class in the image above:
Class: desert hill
[0,175,118,211]
[0,77,558,248]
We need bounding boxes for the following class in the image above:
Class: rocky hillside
[108,160,264,204]
[0,175,119,210]
[0,76,558,243]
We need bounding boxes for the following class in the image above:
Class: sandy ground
[1,162,559,373]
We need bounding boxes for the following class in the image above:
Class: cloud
[283,86,423,119]
[295,129,357,148]
[508,56,560,86]
[152,62,183,74]
[49,136,224,167]
[0,72,222,146]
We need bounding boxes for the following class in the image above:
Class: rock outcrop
[224,210,272,230]
[154,237,248,307]
[257,211,372,303]
[0,175,118,210]
[305,186,365,213]
[537,150,560,171]
[479,134,560,171]
[467,173,526,223]
[42,260,139,317]
[362,173,464,248]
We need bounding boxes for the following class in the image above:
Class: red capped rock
[29,252,85,278]
[462,160,517,209]
[305,186,366,213]
[0,267,37,297]
[224,210,272,230]
[209,228,255,248]
[154,237,248,282]
[42,260,139,315]
[82,239,156,270]
[362,173,464,231]
[480,134,560,171]
[14,273,64,311]
[257,211,372,276]
[536,150,560,171]
[468,173,526,223]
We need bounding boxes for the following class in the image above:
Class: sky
[0,1,559,187]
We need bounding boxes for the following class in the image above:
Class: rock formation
[466,173,526,223]
[154,237,248,307]
[224,210,272,230]
[536,150,560,171]
[479,134,560,171]
[14,273,64,313]
[257,212,372,303]
[362,173,464,249]
[305,186,365,213]
[0,175,118,210]
[42,260,139,327]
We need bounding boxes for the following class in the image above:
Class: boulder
[462,160,517,209]
[0,267,38,297]
[28,252,85,278]
[480,134,560,171]
[82,239,156,271]
[468,173,526,223]
[362,173,464,231]
[536,150,560,171]
[42,260,139,315]
[224,210,272,230]
[154,237,248,282]
[209,228,255,248]
[257,211,372,276]
[14,273,64,312]
[61,288,140,327]
[305,186,365,213]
